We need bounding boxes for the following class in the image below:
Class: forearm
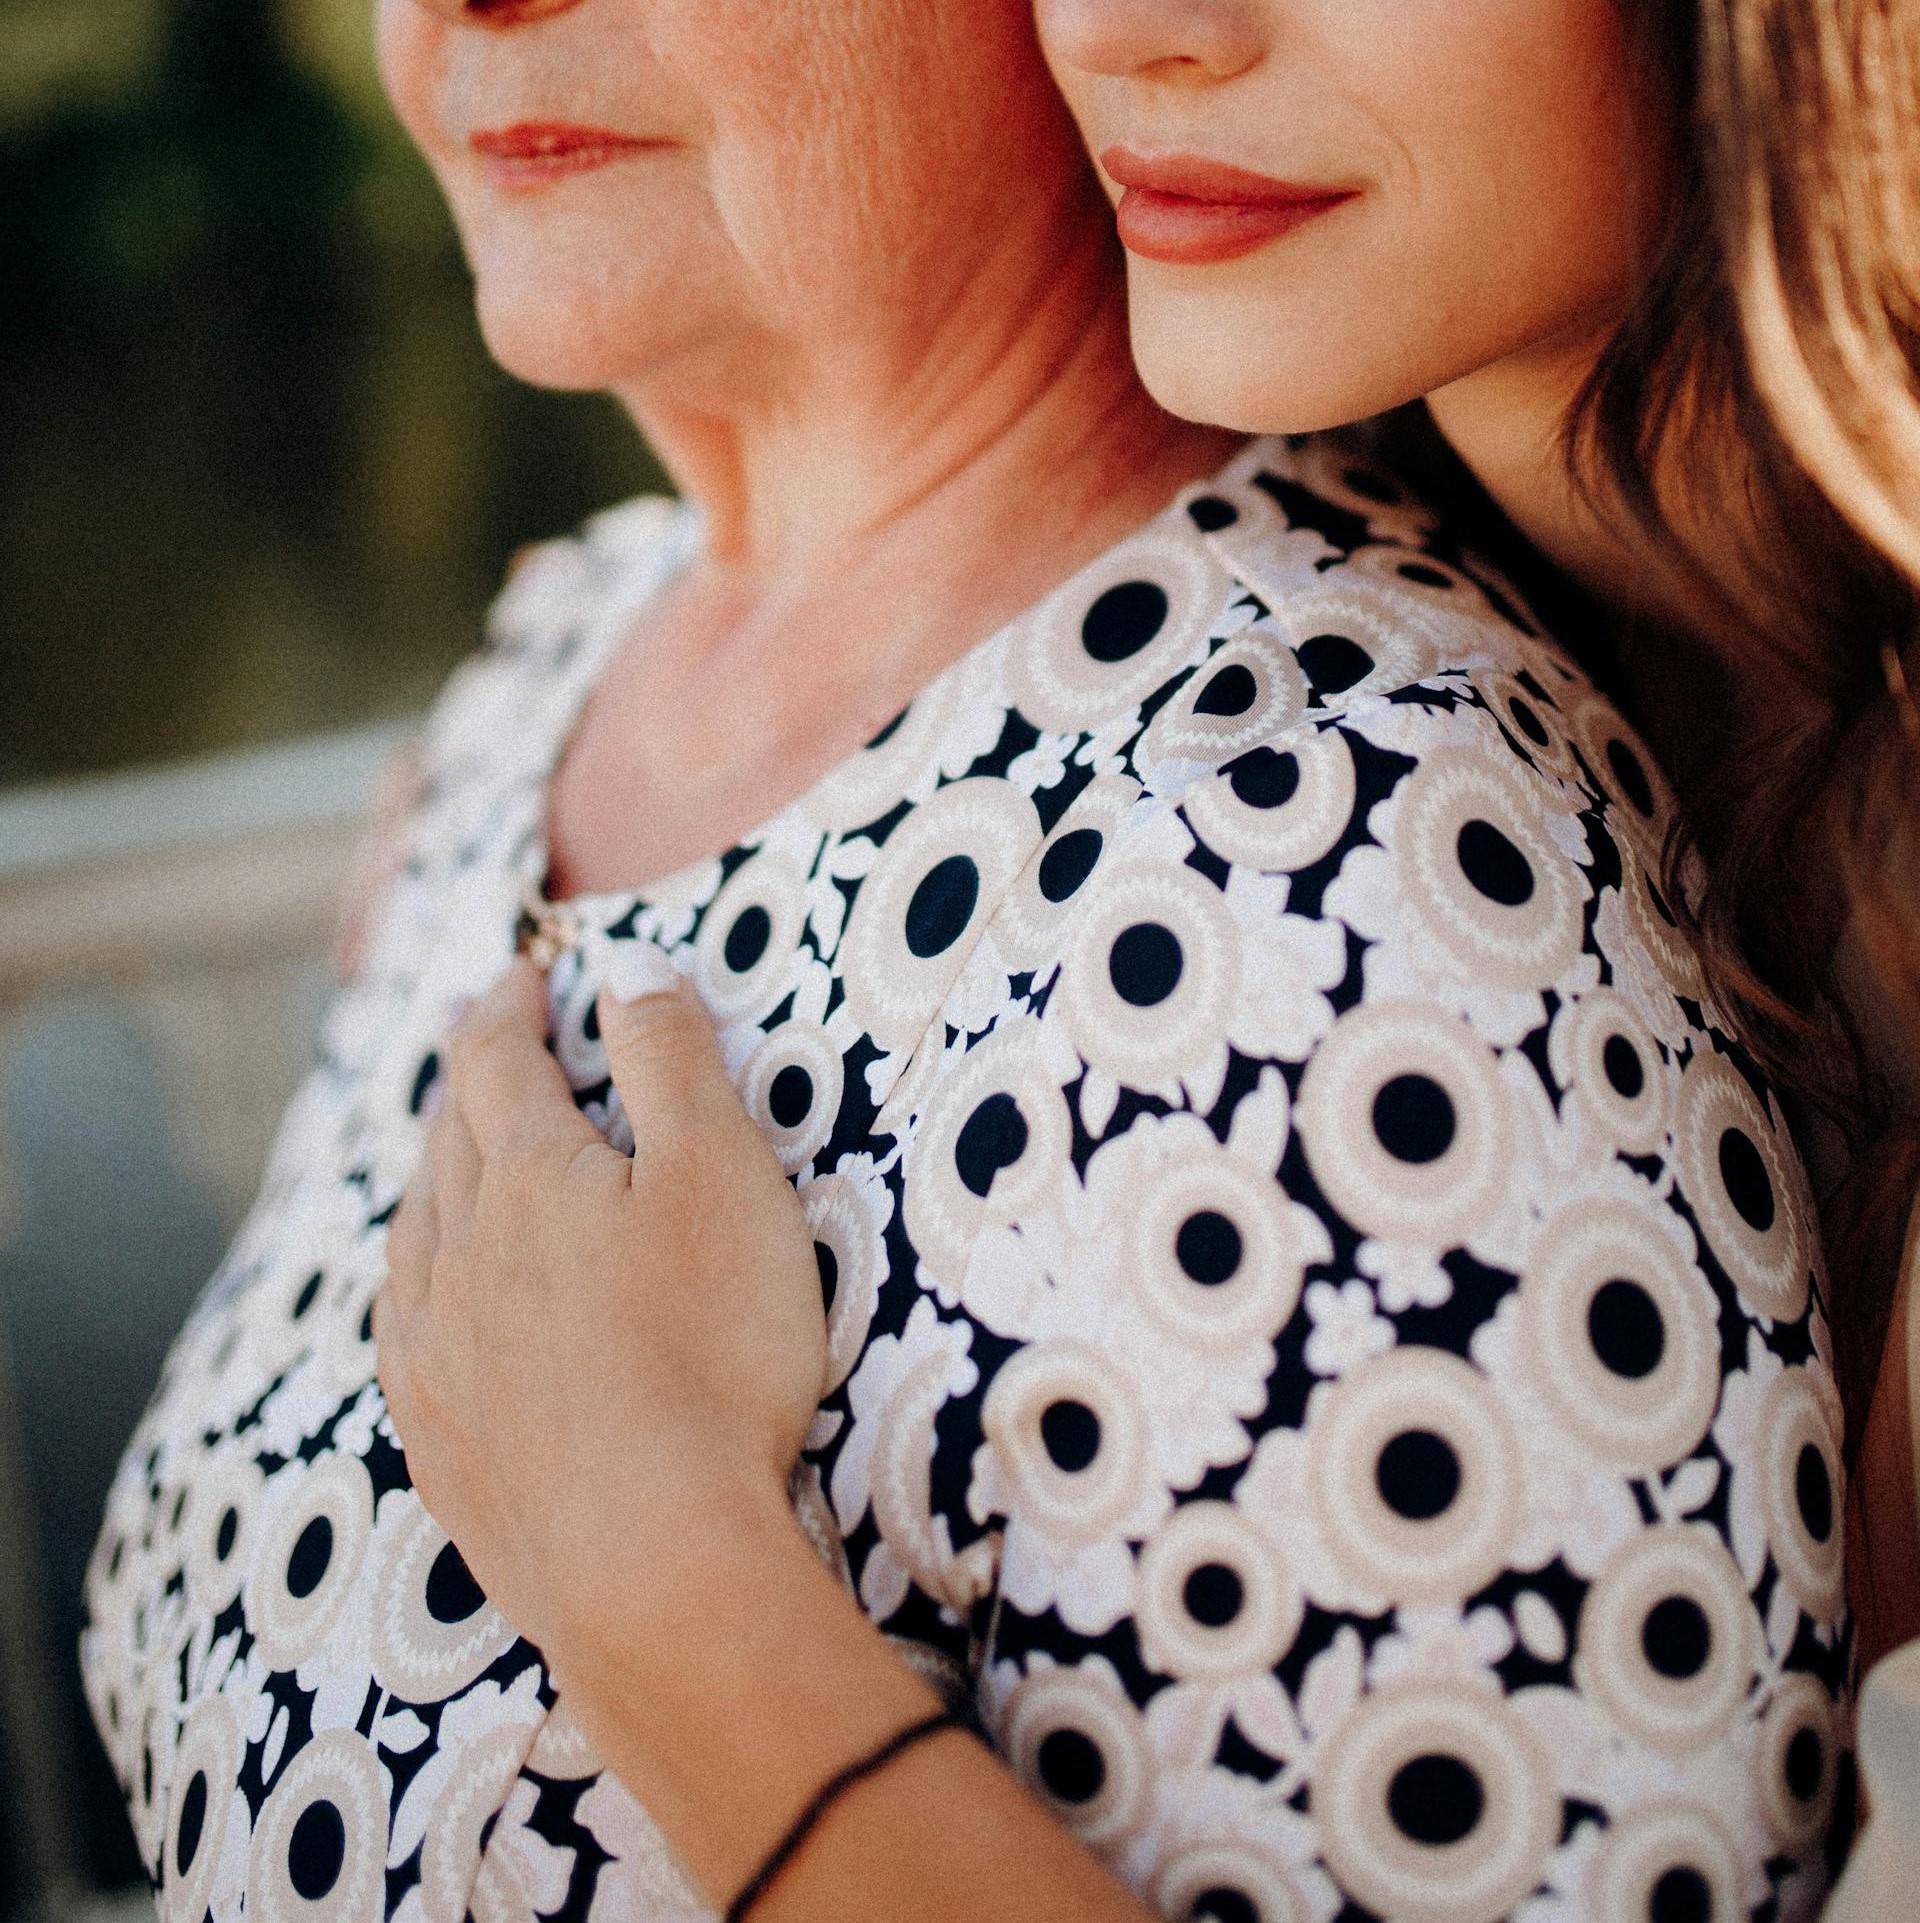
[550,1494,1155,1923]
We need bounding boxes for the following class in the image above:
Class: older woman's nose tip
[1034,0,1265,82]
[407,0,584,29]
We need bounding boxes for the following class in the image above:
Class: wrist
[548,1482,945,1905]
[538,1444,797,1671]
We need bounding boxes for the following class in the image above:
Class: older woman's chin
[463,269,651,395]
[473,308,616,394]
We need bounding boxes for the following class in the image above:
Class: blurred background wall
[0,0,662,1908]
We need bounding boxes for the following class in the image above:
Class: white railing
[0,720,414,1916]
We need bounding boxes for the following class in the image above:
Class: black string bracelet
[724,1707,970,1922]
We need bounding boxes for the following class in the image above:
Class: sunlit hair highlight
[1572,0,1920,1432]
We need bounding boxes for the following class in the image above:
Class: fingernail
[420,1074,445,1122]
[446,995,476,1030]
[601,941,680,1004]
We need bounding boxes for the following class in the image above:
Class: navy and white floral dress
[83,433,1851,1923]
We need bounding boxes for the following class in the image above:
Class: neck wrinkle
[611,191,1236,596]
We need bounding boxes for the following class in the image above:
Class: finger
[425,1096,484,1247]
[448,958,598,1164]
[371,1290,414,1438]
[595,952,736,1163]
[383,1173,438,1321]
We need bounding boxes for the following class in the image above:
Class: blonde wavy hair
[1573,0,1920,1429]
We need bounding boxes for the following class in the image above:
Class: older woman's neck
[542,218,1236,897]
[616,217,1237,591]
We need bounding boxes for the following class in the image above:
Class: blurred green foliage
[0,2,665,1893]
[0,0,662,786]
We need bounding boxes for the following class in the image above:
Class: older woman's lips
[1101,148,1358,266]
[469,123,661,192]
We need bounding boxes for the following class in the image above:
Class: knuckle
[492,1108,545,1166]
[504,1112,588,1187]
[563,1140,629,1198]
[639,1127,706,1192]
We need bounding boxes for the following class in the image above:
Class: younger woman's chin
[1124,294,1426,440]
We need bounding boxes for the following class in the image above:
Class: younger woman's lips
[1100,146,1359,266]
[468,122,662,192]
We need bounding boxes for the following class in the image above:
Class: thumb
[595,945,736,1161]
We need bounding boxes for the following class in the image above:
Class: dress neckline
[516,434,1275,944]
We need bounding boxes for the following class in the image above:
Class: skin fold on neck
[545,198,1237,898]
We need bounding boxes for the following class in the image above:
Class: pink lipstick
[469,122,661,193]
[1101,147,1359,266]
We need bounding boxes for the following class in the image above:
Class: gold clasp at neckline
[514,886,580,971]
